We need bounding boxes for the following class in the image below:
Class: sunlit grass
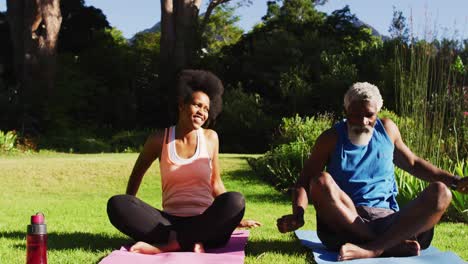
[0,153,466,263]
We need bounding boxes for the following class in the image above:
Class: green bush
[376,109,467,223]
[215,85,275,153]
[109,130,150,153]
[274,113,335,147]
[449,161,468,222]
[38,134,111,153]
[0,130,18,153]
[248,140,310,191]
[38,129,152,154]
[248,114,335,191]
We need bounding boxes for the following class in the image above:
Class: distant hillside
[129,22,161,42]
[353,18,390,41]
[139,22,161,35]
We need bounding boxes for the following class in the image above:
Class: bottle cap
[31,213,45,224]
[28,213,47,235]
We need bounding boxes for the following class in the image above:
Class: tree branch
[200,0,231,34]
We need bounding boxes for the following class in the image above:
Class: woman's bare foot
[384,240,420,257]
[193,242,205,253]
[338,243,383,261]
[130,241,164,254]
[130,231,182,255]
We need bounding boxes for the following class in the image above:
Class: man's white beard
[347,124,374,146]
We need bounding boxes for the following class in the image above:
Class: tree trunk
[6,0,62,134]
[159,0,202,125]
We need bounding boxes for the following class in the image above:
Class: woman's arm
[204,129,226,197]
[126,131,164,196]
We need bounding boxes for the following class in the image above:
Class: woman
[107,70,261,254]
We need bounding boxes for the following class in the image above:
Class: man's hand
[277,213,304,233]
[456,176,468,193]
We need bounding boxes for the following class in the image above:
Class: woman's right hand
[238,219,262,228]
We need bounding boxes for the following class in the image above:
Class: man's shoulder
[315,127,339,151]
[322,126,339,138]
[378,117,399,141]
[379,117,397,126]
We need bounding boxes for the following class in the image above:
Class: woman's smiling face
[179,91,210,129]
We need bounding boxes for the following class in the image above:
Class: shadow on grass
[3,230,130,252]
[244,192,290,204]
[4,230,316,263]
[246,238,314,262]
[225,168,291,203]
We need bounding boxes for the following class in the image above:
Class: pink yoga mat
[99,230,249,264]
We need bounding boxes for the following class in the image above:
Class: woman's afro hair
[176,69,224,122]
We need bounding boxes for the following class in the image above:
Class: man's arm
[382,118,465,191]
[277,128,337,232]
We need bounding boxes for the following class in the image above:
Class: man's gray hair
[344,82,383,112]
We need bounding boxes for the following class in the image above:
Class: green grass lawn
[0,153,466,263]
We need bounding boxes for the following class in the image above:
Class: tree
[6,0,62,134]
[388,6,409,43]
[158,0,250,124]
[201,4,243,54]
[262,0,327,25]
[58,0,109,53]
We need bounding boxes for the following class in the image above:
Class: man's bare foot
[384,240,420,257]
[193,242,205,253]
[338,243,383,261]
[130,241,164,254]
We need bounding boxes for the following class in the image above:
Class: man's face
[345,100,378,145]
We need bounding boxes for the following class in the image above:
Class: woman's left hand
[238,219,262,228]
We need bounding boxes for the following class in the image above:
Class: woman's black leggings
[107,192,245,251]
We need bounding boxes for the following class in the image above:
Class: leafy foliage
[388,6,409,42]
[248,114,334,191]
[450,162,468,222]
[201,4,243,54]
[1,0,466,156]
[215,85,274,153]
[0,130,17,153]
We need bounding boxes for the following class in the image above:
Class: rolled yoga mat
[99,230,249,264]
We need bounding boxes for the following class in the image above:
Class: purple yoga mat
[99,230,249,264]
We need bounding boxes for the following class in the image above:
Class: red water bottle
[26,213,48,264]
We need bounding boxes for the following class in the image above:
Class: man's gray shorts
[316,205,434,251]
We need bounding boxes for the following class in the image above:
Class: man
[277,82,467,261]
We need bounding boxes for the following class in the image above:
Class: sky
[1,0,467,40]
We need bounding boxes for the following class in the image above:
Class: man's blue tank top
[326,118,399,211]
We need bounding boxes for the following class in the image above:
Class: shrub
[215,85,275,153]
[0,130,36,153]
[0,130,18,153]
[38,135,111,153]
[37,128,111,153]
[109,130,150,153]
[447,161,468,222]
[248,114,334,191]
[273,113,335,147]
[380,110,467,222]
